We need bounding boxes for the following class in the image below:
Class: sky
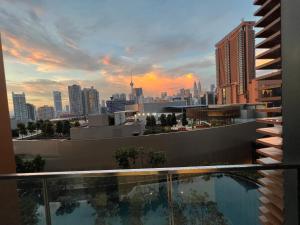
[0,0,257,112]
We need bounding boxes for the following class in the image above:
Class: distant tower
[198,80,202,94]
[129,72,134,100]
[193,81,199,98]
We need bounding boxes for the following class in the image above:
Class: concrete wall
[14,122,261,171]
[88,114,109,127]
[70,123,143,140]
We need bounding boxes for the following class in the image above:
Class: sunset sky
[0,0,257,112]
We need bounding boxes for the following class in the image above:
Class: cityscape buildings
[1,1,300,225]
[68,84,83,116]
[12,92,28,123]
[26,103,36,121]
[215,21,256,104]
[53,91,62,117]
[82,86,100,116]
[37,105,55,120]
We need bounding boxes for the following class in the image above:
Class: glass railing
[0,164,298,225]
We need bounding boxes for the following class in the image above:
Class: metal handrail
[1,163,299,180]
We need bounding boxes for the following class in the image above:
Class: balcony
[0,164,299,225]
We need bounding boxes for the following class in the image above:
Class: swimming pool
[21,173,261,225]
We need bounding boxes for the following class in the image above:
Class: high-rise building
[82,86,100,116]
[210,84,215,92]
[198,80,202,94]
[37,105,55,120]
[193,81,199,98]
[12,92,28,123]
[26,103,36,121]
[68,84,83,116]
[53,91,62,117]
[215,21,256,104]
[133,88,144,104]
[65,105,70,113]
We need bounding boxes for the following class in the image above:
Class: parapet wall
[14,121,261,171]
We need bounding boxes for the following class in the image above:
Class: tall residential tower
[12,92,28,123]
[215,21,256,104]
[68,84,83,116]
[53,91,62,117]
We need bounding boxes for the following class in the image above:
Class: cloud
[0,7,101,72]
[166,55,215,75]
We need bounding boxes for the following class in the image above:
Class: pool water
[34,174,260,225]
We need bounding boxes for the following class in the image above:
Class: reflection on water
[17,174,260,225]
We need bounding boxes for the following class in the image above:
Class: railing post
[42,178,52,225]
[167,174,174,225]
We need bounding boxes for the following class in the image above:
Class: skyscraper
[12,92,28,123]
[82,86,100,116]
[193,81,199,98]
[26,103,36,121]
[37,105,55,120]
[215,21,256,104]
[53,91,62,117]
[198,80,202,94]
[68,84,83,116]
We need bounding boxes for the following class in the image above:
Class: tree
[146,116,151,127]
[148,151,166,167]
[74,120,80,127]
[146,115,156,127]
[17,123,27,138]
[160,114,167,127]
[181,111,188,126]
[12,129,19,138]
[36,120,44,131]
[42,121,54,137]
[115,147,142,169]
[171,113,177,126]
[62,120,71,135]
[166,114,172,126]
[15,155,45,173]
[27,122,36,134]
[56,121,63,134]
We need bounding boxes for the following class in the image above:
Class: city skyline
[1,0,256,112]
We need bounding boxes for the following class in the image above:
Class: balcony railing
[0,164,299,225]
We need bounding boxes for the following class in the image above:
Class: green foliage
[115,147,141,169]
[36,120,44,130]
[56,121,63,134]
[181,111,188,126]
[15,155,45,173]
[62,120,71,135]
[42,121,54,137]
[27,122,36,133]
[146,115,156,127]
[11,129,19,138]
[159,114,167,126]
[74,120,80,127]
[17,123,27,137]
[166,114,172,126]
[171,113,177,126]
[148,151,166,167]
[115,147,166,169]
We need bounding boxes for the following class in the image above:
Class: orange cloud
[102,55,111,65]
[3,32,64,72]
[104,71,198,96]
